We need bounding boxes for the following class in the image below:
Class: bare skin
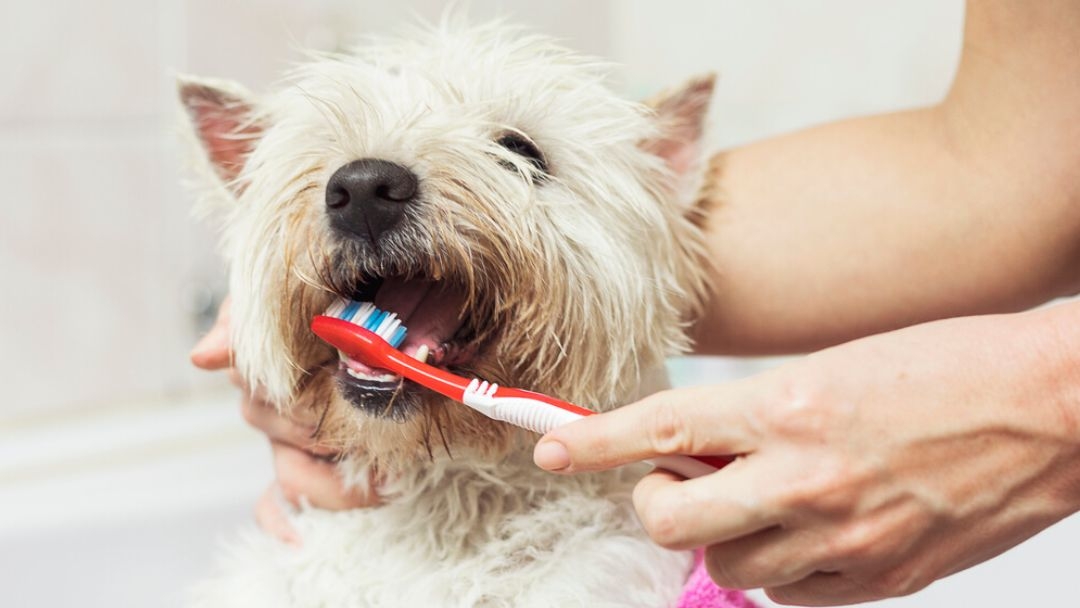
[695,0,1080,354]
[193,0,1080,602]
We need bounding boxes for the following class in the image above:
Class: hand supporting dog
[191,298,379,545]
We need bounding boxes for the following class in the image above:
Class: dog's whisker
[312,397,332,440]
[435,405,453,460]
[420,406,436,463]
[380,378,406,419]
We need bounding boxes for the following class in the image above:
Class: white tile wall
[0,0,967,419]
[0,0,617,420]
[0,0,224,420]
[1,137,169,417]
[0,0,962,419]
[0,1,160,124]
[6,4,1080,608]
[609,0,964,148]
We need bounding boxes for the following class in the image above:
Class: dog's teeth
[338,349,347,361]
[413,344,429,363]
[344,366,400,383]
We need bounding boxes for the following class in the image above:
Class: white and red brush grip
[463,380,731,479]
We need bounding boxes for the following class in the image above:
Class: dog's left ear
[178,74,263,192]
[642,73,716,205]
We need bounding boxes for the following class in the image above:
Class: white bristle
[382,318,400,339]
[321,299,409,349]
[351,303,373,324]
[375,313,396,337]
[326,299,346,318]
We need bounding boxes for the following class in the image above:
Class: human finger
[765,571,881,606]
[241,395,335,456]
[703,526,827,590]
[271,441,379,510]
[226,367,246,390]
[534,384,760,473]
[190,297,233,370]
[254,483,302,546]
[630,457,781,550]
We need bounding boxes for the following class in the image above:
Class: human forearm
[694,0,1080,355]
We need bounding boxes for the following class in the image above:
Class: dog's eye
[496,132,549,177]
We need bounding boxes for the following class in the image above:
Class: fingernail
[533,440,571,471]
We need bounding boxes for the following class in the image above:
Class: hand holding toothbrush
[534,307,1080,606]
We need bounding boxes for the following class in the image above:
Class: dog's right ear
[178,75,263,191]
[641,73,716,208]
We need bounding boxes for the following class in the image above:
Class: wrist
[1015,301,1080,509]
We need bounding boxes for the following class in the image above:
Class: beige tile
[0,134,223,418]
[183,0,342,90]
[181,0,614,90]
[610,0,963,148]
[0,0,160,123]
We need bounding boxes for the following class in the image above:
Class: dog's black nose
[325,159,418,241]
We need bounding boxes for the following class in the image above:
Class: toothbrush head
[323,299,408,348]
[312,300,474,402]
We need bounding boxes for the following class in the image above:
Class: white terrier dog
[181,19,722,608]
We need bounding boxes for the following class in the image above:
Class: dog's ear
[642,73,716,204]
[178,75,263,190]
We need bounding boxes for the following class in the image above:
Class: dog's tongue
[342,277,467,376]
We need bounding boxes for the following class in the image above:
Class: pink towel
[676,550,758,608]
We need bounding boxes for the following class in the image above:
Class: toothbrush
[311,300,732,479]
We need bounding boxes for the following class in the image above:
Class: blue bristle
[368,310,387,331]
[341,301,360,321]
[390,326,407,348]
[329,301,410,348]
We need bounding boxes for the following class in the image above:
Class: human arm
[534,299,1080,604]
[696,0,1080,355]
[530,5,1080,601]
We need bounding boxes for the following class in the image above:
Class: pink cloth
[676,551,758,608]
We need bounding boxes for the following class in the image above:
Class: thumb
[533,383,760,473]
[190,296,233,370]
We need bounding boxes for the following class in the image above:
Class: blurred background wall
[0,0,962,423]
[33,3,1080,608]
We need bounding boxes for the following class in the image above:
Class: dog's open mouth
[330,275,482,418]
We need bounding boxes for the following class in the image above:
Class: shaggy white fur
[180,15,718,608]
[194,454,691,607]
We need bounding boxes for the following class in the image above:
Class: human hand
[190,297,378,545]
[534,307,1080,605]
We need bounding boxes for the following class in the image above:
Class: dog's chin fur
[182,17,720,608]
